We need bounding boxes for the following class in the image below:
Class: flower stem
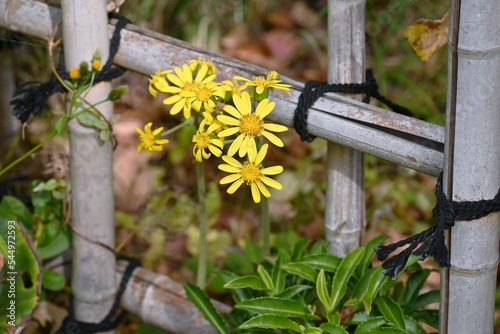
[261,196,270,257]
[161,117,194,137]
[0,131,58,177]
[195,161,208,288]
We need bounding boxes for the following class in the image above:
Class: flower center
[239,114,263,137]
[196,86,212,102]
[240,162,261,183]
[142,133,156,148]
[194,132,211,149]
[183,82,198,92]
[253,76,268,88]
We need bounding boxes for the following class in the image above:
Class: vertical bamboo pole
[61,1,117,330]
[441,0,500,332]
[325,0,366,257]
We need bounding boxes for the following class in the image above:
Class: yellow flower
[200,111,225,134]
[162,64,216,119]
[136,122,169,152]
[189,58,217,76]
[217,91,288,157]
[221,79,248,101]
[218,144,283,203]
[183,81,225,113]
[192,126,224,162]
[233,70,292,100]
[92,59,102,71]
[69,68,81,80]
[148,67,172,97]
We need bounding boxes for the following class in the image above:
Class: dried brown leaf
[404,10,449,61]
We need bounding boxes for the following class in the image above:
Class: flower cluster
[137,59,292,203]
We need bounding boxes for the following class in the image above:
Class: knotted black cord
[375,172,500,279]
[11,13,130,123]
[56,256,141,334]
[293,69,414,142]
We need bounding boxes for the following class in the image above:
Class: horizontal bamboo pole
[0,0,444,175]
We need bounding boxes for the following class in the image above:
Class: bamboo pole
[0,0,445,176]
[325,0,366,256]
[441,0,500,332]
[61,1,117,331]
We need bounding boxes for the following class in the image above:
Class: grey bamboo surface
[441,0,500,332]
[325,0,366,256]
[0,0,445,176]
[61,0,117,331]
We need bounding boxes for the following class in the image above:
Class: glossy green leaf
[291,239,309,261]
[358,235,388,276]
[317,269,332,312]
[218,270,253,302]
[352,267,379,301]
[276,285,312,299]
[364,328,408,334]
[37,229,71,260]
[363,267,388,314]
[272,249,290,295]
[309,240,329,255]
[353,317,386,334]
[299,254,341,272]
[0,234,8,257]
[184,283,228,334]
[282,262,318,282]
[235,297,320,320]
[403,269,430,305]
[403,315,426,334]
[330,247,365,311]
[319,323,349,334]
[100,128,111,142]
[375,296,406,330]
[410,310,439,329]
[224,275,269,291]
[305,327,323,334]
[0,196,34,231]
[257,265,274,292]
[41,269,66,291]
[410,290,439,311]
[239,314,302,332]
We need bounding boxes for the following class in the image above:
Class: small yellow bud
[69,68,81,80]
[92,59,102,71]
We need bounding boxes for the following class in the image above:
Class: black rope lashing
[11,13,131,123]
[293,69,414,143]
[375,172,500,279]
[56,256,141,334]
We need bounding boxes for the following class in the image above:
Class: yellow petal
[218,164,241,173]
[220,173,241,184]
[260,176,282,190]
[234,91,251,115]
[250,183,261,203]
[227,179,244,194]
[222,105,243,119]
[263,123,288,132]
[210,139,224,149]
[239,136,249,158]
[262,165,283,175]
[217,127,240,138]
[262,131,284,147]
[227,134,244,157]
[217,115,240,126]
[163,95,182,105]
[254,143,268,165]
[246,138,257,160]
[169,99,185,115]
[208,145,222,157]
[256,180,271,198]
[152,127,164,136]
[222,155,243,168]
[255,99,275,118]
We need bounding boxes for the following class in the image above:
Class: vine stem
[195,160,208,289]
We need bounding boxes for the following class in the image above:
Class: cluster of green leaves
[0,178,70,328]
[186,236,439,334]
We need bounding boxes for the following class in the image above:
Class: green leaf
[184,283,228,334]
[305,327,323,334]
[403,315,426,334]
[218,270,253,302]
[363,267,388,314]
[317,269,333,313]
[319,323,349,334]
[299,254,341,272]
[358,235,388,276]
[410,290,439,311]
[0,196,35,231]
[353,317,386,334]
[41,269,66,291]
[363,328,408,334]
[100,129,111,142]
[257,265,274,292]
[291,239,310,261]
[375,296,406,330]
[410,310,439,329]
[272,249,290,295]
[403,269,430,305]
[55,117,68,134]
[239,314,303,332]
[276,285,312,299]
[282,262,318,282]
[330,247,365,311]
[37,229,71,260]
[0,234,8,257]
[77,110,106,129]
[224,275,269,291]
[235,297,320,320]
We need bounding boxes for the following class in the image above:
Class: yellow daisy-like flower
[219,144,283,203]
[148,67,172,97]
[189,58,217,76]
[69,68,81,80]
[182,81,225,113]
[136,122,169,153]
[200,111,226,134]
[217,91,288,158]
[192,126,224,162]
[162,64,216,119]
[221,79,248,101]
[233,70,292,100]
